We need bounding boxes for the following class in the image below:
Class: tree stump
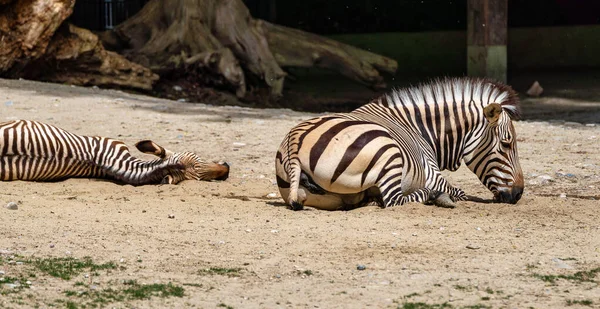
[2,0,398,101]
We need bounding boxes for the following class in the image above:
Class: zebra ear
[135,140,169,159]
[483,103,503,123]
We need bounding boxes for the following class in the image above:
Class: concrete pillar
[467,0,508,83]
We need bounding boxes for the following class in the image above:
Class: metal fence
[69,0,149,31]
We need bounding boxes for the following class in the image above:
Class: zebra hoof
[433,193,457,209]
[290,201,304,211]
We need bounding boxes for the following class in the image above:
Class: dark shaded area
[70,0,600,33]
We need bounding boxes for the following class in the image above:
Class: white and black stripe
[0,120,229,185]
[275,77,524,211]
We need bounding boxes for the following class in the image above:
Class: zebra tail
[287,156,304,210]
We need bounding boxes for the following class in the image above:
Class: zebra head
[135,140,230,184]
[464,103,524,204]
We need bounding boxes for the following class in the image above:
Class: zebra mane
[385,77,521,120]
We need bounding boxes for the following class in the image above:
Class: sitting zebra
[0,120,229,185]
[275,77,524,211]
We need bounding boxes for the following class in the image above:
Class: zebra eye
[500,139,512,148]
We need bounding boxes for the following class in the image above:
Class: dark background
[70,0,600,32]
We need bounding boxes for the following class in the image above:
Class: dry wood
[264,22,397,89]
[24,24,157,90]
[0,0,75,75]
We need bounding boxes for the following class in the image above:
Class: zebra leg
[385,188,457,208]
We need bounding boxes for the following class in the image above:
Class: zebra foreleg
[386,188,457,208]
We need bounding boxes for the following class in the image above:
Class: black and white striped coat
[0,120,229,185]
[275,77,524,211]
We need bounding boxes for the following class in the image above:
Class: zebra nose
[512,186,524,203]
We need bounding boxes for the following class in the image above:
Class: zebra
[0,120,229,185]
[275,77,524,211]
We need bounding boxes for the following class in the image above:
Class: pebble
[5,202,18,210]
[49,244,55,248]
[3,283,19,289]
[177,98,187,102]
[552,258,573,269]
[585,123,596,127]
[0,271,5,276]
[466,244,481,249]
[529,175,553,185]
[232,142,246,147]
[357,264,367,271]
[559,193,567,198]
[168,214,175,219]
[556,172,576,178]
[563,122,583,127]
[5,101,14,106]
[266,193,278,198]
[173,85,183,92]
[271,229,279,233]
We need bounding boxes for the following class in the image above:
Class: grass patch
[65,301,79,309]
[198,267,242,277]
[452,285,472,291]
[218,303,234,309]
[28,257,117,280]
[399,303,452,309]
[0,275,32,294]
[404,292,420,298]
[566,299,594,306]
[63,280,184,307]
[463,306,491,309]
[122,280,184,299]
[533,267,600,284]
[183,283,203,288]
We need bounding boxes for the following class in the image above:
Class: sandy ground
[1,78,600,309]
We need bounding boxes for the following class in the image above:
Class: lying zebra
[0,120,229,185]
[276,77,524,210]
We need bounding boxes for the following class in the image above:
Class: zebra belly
[0,156,104,181]
[298,121,402,194]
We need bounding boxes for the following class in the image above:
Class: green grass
[65,301,78,309]
[566,299,594,306]
[301,270,313,276]
[404,292,420,298]
[198,267,242,277]
[218,303,234,309]
[183,283,203,288]
[398,302,492,309]
[28,257,117,280]
[533,267,600,284]
[399,303,452,309]
[63,280,184,307]
[452,285,472,291]
[122,280,184,299]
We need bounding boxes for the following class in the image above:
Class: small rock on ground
[5,202,18,210]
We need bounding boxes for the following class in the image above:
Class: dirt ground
[1,77,600,309]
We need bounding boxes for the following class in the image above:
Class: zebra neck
[89,138,183,185]
[355,101,481,172]
[104,156,184,185]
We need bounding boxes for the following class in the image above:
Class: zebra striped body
[276,77,524,210]
[0,120,229,185]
